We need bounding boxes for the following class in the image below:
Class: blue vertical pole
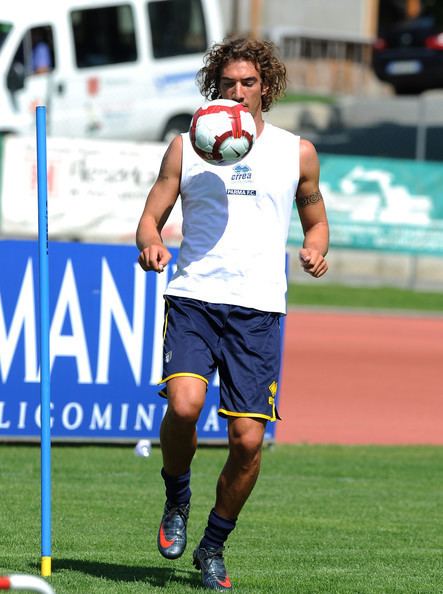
[36,106,51,577]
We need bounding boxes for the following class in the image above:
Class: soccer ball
[189,99,256,166]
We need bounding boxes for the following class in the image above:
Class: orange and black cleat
[193,545,233,591]
[157,501,190,559]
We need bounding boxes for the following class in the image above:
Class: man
[136,37,329,592]
[31,28,52,74]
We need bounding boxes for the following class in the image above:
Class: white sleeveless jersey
[165,123,300,314]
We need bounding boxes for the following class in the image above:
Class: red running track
[276,310,443,445]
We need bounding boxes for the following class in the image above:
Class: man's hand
[138,243,172,273]
[299,247,328,278]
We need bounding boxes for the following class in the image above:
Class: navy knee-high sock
[161,467,191,505]
[200,508,237,550]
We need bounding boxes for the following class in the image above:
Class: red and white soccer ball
[189,99,256,166]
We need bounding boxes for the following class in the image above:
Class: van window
[7,26,54,81]
[71,4,137,68]
[0,22,13,51]
[31,27,55,74]
[147,0,207,58]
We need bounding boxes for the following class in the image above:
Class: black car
[373,14,443,94]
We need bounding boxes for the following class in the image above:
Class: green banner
[289,154,443,256]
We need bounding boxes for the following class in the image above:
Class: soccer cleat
[193,545,233,591]
[157,501,190,559]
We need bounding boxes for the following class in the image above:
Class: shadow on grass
[30,558,200,588]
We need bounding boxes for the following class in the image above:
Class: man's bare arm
[296,139,329,278]
[136,136,182,272]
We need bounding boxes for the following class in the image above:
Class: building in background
[219,0,386,96]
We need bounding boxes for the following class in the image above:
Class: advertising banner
[2,137,443,256]
[0,136,182,244]
[0,241,280,443]
[289,154,443,256]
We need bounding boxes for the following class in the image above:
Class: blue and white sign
[0,241,280,442]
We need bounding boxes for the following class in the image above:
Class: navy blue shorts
[159,296,282,422]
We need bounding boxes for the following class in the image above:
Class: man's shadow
[30,558,199,588]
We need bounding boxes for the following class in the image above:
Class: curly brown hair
[196,37,287,113]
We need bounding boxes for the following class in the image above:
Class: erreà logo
[231,163,252,181]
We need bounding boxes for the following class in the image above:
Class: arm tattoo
[296,190,323,208]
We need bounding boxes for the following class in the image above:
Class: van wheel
[161,115,192,142]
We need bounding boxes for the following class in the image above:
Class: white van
[0,0,224,140]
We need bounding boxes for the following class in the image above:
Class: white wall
[220,0,377,41]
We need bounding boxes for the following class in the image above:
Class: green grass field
[1,444,442,593]
[1,285,442,592]
[287,283,443,313]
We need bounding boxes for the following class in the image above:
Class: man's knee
[228,418,266,461]
[166,399,201,425]
[166,377,206,424]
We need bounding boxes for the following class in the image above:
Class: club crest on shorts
[268,380,278,404]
